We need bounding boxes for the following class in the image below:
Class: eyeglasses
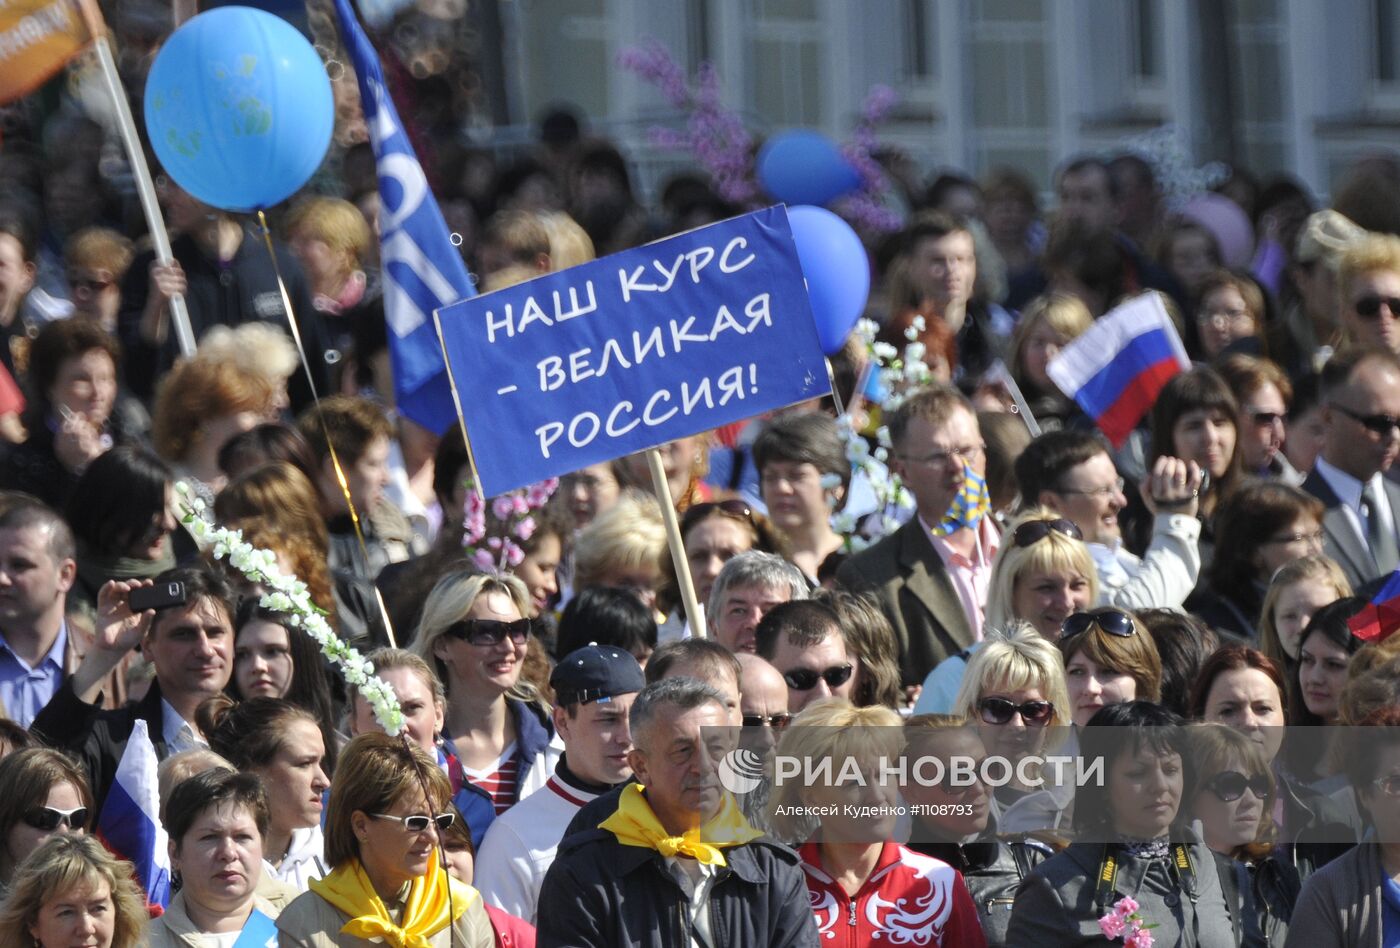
[22,806,89,831]
[1262,529,1323,547]
[1247,409,1287,428]
[1012,518,1082,548]
[682,499,754,533]
[977,696,1055,726]
[369,811,456,832]
[782,664,853,692]
[446,618,531,647]
[899,444,985,469]
[1374,774,1400,797]
[742,712,793,730]
[1205,770,1271,803]
[1353,295,1400,318]
[1054,477,1125,498]
[1331,403,1400,438]
[1197,308,1254,328]
[1061,610,1136,641]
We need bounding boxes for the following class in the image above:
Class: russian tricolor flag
[96,720,172,911]
[1046,293,1191,448]
[1349,571,1400,642]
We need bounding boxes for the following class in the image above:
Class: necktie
[1363,484,1399,575]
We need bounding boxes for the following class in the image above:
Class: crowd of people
[9,12,1400,945]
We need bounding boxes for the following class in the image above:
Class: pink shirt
[920,515,999,641]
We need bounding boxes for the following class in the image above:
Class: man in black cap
[474,642,644,924]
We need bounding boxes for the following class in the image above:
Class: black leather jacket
[909,833,1054,946]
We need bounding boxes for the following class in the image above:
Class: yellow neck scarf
[600,782,762,867]
[309,857,476,948]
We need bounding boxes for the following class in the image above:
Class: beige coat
[274,888,495,948]
[146,890,295,948]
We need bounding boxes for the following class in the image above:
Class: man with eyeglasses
[1015,429,1200,611]
[837,386,998,691]
[537,677,818,948]
[754,600,854,713]
[1302,347,1400,588]
[476,644,644,925]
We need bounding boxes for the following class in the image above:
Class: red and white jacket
[798,840,987,947]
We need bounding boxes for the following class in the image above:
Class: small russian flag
[96,720,172,912]
[1046,294,1191,448]
[1348,571,1400,643]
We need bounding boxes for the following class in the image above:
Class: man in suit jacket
[836,386,998,689]
[32,565,235,810]
[1301,347,1400,589]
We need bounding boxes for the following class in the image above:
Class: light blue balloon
[758,130,863,207]
[144,7,333,212]
[787,205,870,356]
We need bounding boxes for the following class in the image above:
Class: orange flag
[0,0,102,105]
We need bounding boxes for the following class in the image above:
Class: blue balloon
[144,7,333,212]
[758,130,863,207]
[787,205,870,356]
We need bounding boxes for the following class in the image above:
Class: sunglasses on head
[782,664,853,692]
[742,712,793,730]
[1205,770,1271,803]
[446,618,531,647]
[369,811,456,833]
[1353,295,1400,318]
[977,696,1055,726]
[23,806,89,831]
[1012,518,1082,548]
[681,499,754,533]
[1061,609,1136,641]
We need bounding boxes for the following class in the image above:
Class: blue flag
[330,0,475,434]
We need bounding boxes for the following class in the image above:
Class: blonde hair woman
[412,572,559,847]
[572,493,667,615]
[1257,554,1351,676]
[769,700,986,943]
[197,323,299,414]
[952,621,1073,834]
[914,507,1097,714]
[0,834,147,948]
[1004,293,1093,429]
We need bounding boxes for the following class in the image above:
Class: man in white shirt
[1302,347,1400,589]
[475,643,644,923]
[1015,429,1202,610]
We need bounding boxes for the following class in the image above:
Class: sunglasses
[446,618,531,647]
[1012,518,1082,548]
[782,664,853,692]
[1374,774,1400,798]
[1353,295,1400,318]
[742,712,792,730]
[1205,770,1271,803]
[1061,610,1136,641]
[1332,403,1400,438]
[1249,410,1286,428]
[369,811,456,833]
[682,499,754,533]
[977,696,1055,726]
[23,806,89,831]
[68,275,114,295]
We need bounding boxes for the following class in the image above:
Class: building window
[1377,0,1400,85]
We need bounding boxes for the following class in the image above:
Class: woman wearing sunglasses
[950,622,1072,834]
[1059,608,1162,729]
[0,747,92,898]
[413,571,559,848]
[1008,701,1249,947]
[277,733,495,948]
[200,695,330,887]
[148,769,295,947]
[1187,482,1326,641]
[914,509,1096,714]
[0,834,147,948]
[1187,724,1300,946]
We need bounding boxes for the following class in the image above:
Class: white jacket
[474,771,603,923]
[1093,513,1200,611]
[262,825,327,890]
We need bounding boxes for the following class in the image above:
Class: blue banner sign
[436,206,829,496]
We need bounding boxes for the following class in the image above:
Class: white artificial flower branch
[174,481,404,736]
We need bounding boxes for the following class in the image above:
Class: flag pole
[83,9,197,357]
[646,448,707,639]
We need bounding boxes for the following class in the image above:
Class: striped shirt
[460,742,520,815]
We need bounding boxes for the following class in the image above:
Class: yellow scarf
[309,857,476,948]
[600,782,762,867]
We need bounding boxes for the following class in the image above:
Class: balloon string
[255,210,398,648]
